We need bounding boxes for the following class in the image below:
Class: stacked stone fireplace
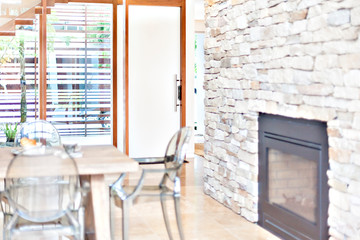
[203,0,360,239]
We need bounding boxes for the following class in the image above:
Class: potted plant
[2,123,18,145]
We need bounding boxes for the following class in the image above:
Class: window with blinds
[46,3,112,144]
[0,2,112,144]
[0,25,39,140]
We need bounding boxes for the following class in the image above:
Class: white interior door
[129,5,181,158]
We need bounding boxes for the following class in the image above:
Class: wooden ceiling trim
[0,32,16,36]
[127,0,182,7]
[35,7,52,14]
[55,0,69,3]
[0,0,54,34]
[41,0,56,7]
[67,0,113,3]
[15,19,34,25]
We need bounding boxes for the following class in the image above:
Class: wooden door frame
[112,0,118,147]
[123,0,186,154]
[39,0,47,119]
[38,0,185,150]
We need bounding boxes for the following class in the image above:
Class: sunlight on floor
[1,155,279,240]
[109,155,280,240]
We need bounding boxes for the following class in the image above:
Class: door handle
[174,74,180,112]
[178,85,181,101]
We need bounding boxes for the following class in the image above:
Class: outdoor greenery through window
[0,25,39,141]
[0,3,113,144]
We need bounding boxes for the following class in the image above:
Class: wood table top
[0,145,139,178]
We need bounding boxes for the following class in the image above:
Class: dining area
[0,120,193,240]
[0,0,297,239]
[0,0,197,238]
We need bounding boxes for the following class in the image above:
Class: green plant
[0,30,30,123]
[1,22,54,124]
[2,123,18,141]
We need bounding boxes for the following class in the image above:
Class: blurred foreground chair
[2,147,85,240]
[2,120,71,238]
[14,120,61,147]
[110,127,192,240]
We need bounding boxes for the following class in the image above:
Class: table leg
[84,174,111,240]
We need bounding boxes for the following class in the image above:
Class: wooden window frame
[38,0,186,150]
[39,0,47,120]
[38,0,118,145]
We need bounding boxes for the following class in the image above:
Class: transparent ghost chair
[14,119,61,147]
[3,147,83,240]
[110,127,192,240]
[1,120,65,237]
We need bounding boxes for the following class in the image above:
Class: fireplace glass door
[268,147,318,223]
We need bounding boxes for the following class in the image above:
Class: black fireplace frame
[258,113,329,240]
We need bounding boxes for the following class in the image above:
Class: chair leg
[66,211,81,240]
[109,189,114,240]
[174,196,185,240]
[160,194,174,240]
[78,207,85,240]
[4,213,18,240]
[122,200,130,240]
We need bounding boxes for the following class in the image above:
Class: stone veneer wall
[203,0,360,239]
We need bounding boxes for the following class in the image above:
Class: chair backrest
[164,127,192,181]
[5,147,79,222]
[14,120,61,147]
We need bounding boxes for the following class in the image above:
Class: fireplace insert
[258,114,329,240]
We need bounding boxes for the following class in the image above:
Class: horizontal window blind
[0,26,39,139]
[46,3,112,139]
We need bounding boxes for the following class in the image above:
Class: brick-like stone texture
[203,0,360,238]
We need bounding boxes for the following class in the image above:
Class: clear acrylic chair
[110,127,192,240]
[3,146,83,240]
[2,120,67,237]
[14,119,61,147]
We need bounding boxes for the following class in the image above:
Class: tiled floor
[109,155,280,240]
[4,155,280,240]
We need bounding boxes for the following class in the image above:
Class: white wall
[186,0,195,157]
[194,33,205,141]
[194,0,205,20]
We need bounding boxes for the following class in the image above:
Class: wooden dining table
[0,144,139,240]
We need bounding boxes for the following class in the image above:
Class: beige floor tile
[184,229,239,240]
[2,155,279,240]
[224,226,280,240]
[109,155,279,240]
